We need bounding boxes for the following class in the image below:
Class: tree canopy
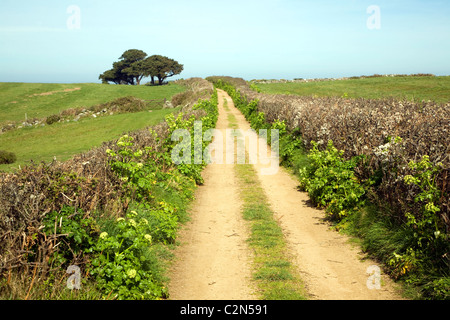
[99,49,183,85]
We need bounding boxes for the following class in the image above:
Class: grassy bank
[0,82,185,125]
[0,82,186,171]
[0,108,178,172]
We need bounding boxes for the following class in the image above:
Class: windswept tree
[99,60,135,85]
[99,50,183,85]
[99,68,121,84]
[99,49,147,85]
[120,49,149,85]
[145,55,184,85]
[119,49,147,63]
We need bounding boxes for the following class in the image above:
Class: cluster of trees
[99,49,183,85]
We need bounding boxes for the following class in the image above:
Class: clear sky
[0,0,449,83]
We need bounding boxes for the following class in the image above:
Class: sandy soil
[168,89,403,300]
[167,89,257,300]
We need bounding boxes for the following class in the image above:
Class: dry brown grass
[172,78,214,109]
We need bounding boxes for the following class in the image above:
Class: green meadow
[0,82,185,171]
[255,76,450,103]
[0,82,185,124]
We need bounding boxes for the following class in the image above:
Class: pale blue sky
[0,0,449,83]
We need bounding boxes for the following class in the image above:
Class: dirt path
[168,89,403,300]
[167,89,257,300]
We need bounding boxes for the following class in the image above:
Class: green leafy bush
[145,204,179,244]
[43,206,96,268]
[386,155,449,298]
[164,93,219,185]
[270,120,304,167]
[107,135,157,203]
[89,210,167,300]
[298,140,366,220]
[249,82,261,93]
[403,156,446,250]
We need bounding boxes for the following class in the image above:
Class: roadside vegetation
[0,78,218,299]
[1,74,448,300]
[209,76,449,300]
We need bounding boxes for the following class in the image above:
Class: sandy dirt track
[168,89,403,300]
[168,90,257,300]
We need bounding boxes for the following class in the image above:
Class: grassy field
[0,109,178,172]
[255,76,450,103]
[0,82,185,125]
[0,82,185,171]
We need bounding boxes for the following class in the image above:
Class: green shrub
[403,155,446,251]
[89,210,167,300]
[42,206,96,268]
[249,82,261,93]
[385,155,449,297]
[0,150,17,164]
[298,140,366,220]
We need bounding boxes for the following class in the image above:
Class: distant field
[0,108,178,172]
[0,109,179,171]
[255,76,450,103]
[0,82,185,171]
[0,82,185,125]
